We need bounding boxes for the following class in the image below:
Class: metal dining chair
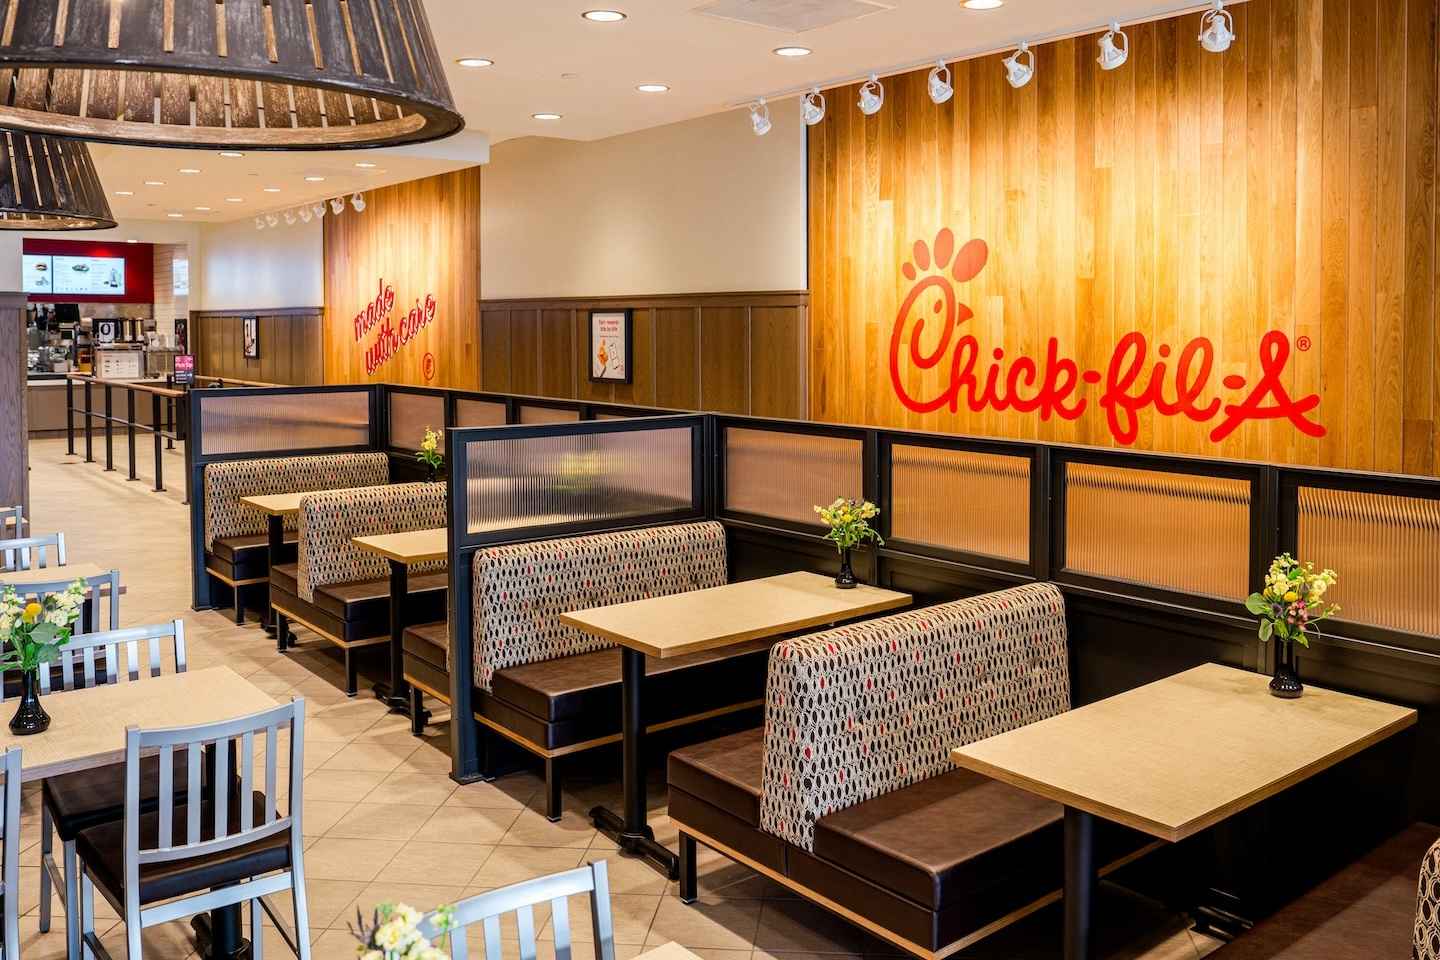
[420,861,615,960]
[6,569,121,634]
[0,748,21,960]
[0,507,24,570]
[34,620,186,960]
[0,532,66,572]
[75,698,311,960]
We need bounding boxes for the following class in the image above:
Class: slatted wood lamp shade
[0,0,463,150]
[0,130,114,229]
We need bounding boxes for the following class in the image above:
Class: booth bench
[269,481,448,695]
[668,582,1151,959]
[202,451,390,622]
[402,520,772,821]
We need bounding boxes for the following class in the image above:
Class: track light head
[1097,21,1129,70]
[351,192,366,212]
[313,201,326,218]
[283,209,296,225]
[801,87,826,126]
[857,74,884,116]
[265,213,279,227]
[927,61,954,104]
[1003,42,1034,88]
[749,98,772,136]
[1198,0,1234,52]
[330,196,346,215]
[299,206,312,223]
[255,216,264,230]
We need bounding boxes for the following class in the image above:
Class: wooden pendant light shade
[0,129,114,229]
[0,0,463,150]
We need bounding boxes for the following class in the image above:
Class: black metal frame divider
[63,374,185,493]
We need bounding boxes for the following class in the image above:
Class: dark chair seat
[209,533,297,564]
[44,753,194,842]
[76,792,291,905]
[668,727,766,826]
[1209,822,1438,959]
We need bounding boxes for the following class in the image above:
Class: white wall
[194,217,322,311]
[481,106,806,299]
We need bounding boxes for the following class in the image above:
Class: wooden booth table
[950,663,1418,960]
[0,665,278,960]
[239,491,325,637]
[351,528,447,723]
[560,571,910,878]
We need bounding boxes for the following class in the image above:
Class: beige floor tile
[446,773,541,810]
[302,798,358,837]
[320,740,421,773]
[302,767,390,803]
[646,897,762,951]
[303,837,406,882]
[287,878,371,931]
[313,926,376,960]
[413,804,522,844]
[378,840,496,886]
[503,805,598,848]
[341,879,467,920]
[538,892,661,945]
[364,771,460,806]
[471,846,588,888]
[326,802,437,841]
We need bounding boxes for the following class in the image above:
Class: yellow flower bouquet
[1245,553,1339,698]
[813,497,883,589]
[416,427,444,480]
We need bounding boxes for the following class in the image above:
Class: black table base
[192,908,249,960]
[262,515,284,637]
[589,647,679,880]
[1064,806,1095,960]
[373,558,424,718]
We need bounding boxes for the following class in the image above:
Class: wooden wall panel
[191,310,322,384]
[808,0,1440,475]
[0,295,29,517]
[478,294,807,415]
[323,168,481,390]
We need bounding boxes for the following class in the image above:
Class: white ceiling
[91,0,1198,224]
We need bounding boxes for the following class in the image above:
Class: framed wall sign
[242,316,259,358]
[588,309,632,384]
[173,317,188,352]
[173,353,194,385]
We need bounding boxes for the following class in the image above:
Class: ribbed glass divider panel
[455,399,507,427]
[723,427,864,526]
[199,391,370,456]
[891,445,1030,562]
[388,392,444,452]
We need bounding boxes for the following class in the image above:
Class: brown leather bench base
[270,564,447,646]
[1208,822,1437,959]
[207,533,298,584]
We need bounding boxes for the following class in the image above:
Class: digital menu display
[21,254,51,293]
[52,255,125,295]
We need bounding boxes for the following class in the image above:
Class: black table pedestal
[373,558,425,721]
[590,647,679,879]
[263,515,283,639]
[192,906,249,960]
[1064,806,1095,960]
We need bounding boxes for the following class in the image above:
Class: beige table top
[559,571,911,659]
[239,491,321,517]
[0,666,277,780]
[634,944,702,960]
[0,563,125,593]
[951,662,1417,843]
[351,528,448,564]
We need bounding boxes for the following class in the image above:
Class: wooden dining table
[351,527,447,722]
[560,570,911,878]
[950,663,1419,960]
[239,491,326,639]
[0,664,278,960]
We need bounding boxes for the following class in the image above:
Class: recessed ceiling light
[178,167,201,174]
[773,45,812,57]
[637,82,669,93]
[532,112,563,120]
[114,190,133,196]
[456,57,494,68]
[144,180,165,186]
[125,239,137,244]
[218,151,245,158]
[263,186,281,192]
[225,196,244,203]
[354,161,377,168]
[194,205,211,211]
[962,0,1004,8]
[304,175,326,182]
[581,9,625,21]
[166,212,184,218]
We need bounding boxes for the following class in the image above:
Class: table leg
[590,647,679,879]
[373,558,423,719]
[263,514,283,637]
[192,905,249,960]
[1064,806,1095,960]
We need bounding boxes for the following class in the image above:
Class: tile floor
[14,438,1223,959]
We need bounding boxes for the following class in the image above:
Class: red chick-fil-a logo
[352,278,439,376]
[888,229,1326,445]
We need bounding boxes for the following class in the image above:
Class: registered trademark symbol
[423,352,436,381]
[1296,335,1312,352]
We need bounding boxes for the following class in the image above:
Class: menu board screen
[22,254,52,293]
[51,255,125,295]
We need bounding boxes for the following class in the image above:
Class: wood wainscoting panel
[477,293,807,415]
[808,0,1440,476]
[191,309,323,384]
[323,167,482,390]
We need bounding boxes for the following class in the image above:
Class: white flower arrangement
[1,580,87,672]
[350,902,454,960]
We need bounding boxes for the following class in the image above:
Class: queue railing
[64,375,187,494]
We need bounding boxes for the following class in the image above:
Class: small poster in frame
[173,317,188,353]
[588,309,632,384]
[242,316,259,359]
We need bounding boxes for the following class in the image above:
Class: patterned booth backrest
[295,482,448,601]
[470,521,727,691]
[758,581,1070,852]
[1417,837,1440,959]
[203,452,390,548]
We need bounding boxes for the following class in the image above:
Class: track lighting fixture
[750,98,772,136]
[283,210,296,225]
[313,201,327,219]
[857,74,884,116]
[1003,43,1034,88]
[299,206,312,223]
[255,216,264,230]
[330,197,346,215]
[351,193,367,212]
[927,61,954,104]
[1198,0,1234,52]
[266,213,279,227]
[801,87,826,126]
[1097,21,1128,69]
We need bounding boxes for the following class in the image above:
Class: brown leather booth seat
[1207,822,1437,959]
[206,533,297,585]
[669,729,1148,953]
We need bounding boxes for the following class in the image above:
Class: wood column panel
[0,293,28,517]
